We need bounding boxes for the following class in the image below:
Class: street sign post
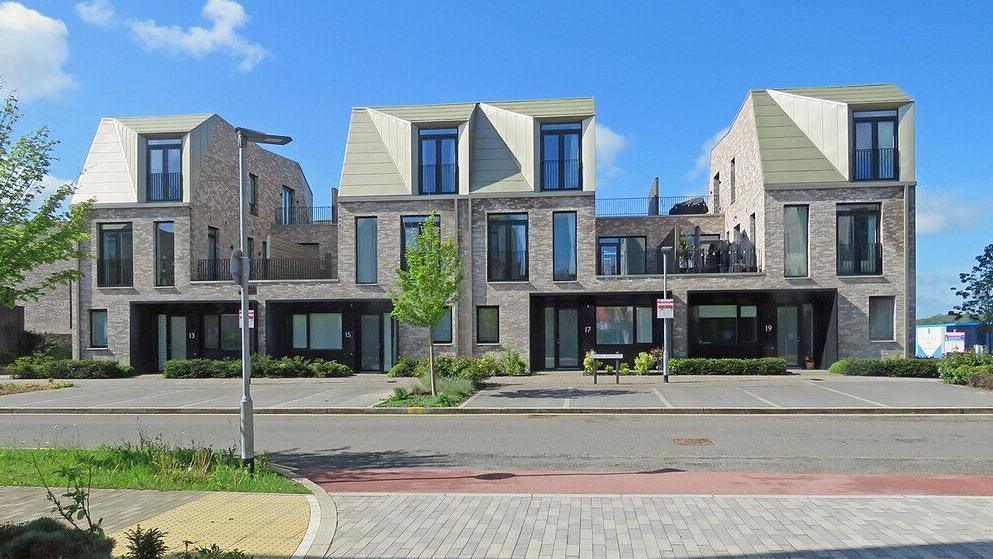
[591,352,623,384]
[656,298,674,319]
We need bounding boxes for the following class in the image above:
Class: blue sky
[3,0,991,317]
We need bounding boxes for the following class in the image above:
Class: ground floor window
[868,296,895,341]
[596,306,633,344]
[432,307,453,343]
[90,310,108,348]
[692,304,758,345]
[203,313,242,351]
[477,306,499,343]
[292,312,343,350]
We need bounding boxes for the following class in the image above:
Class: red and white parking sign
[238,309,255,329]
[656,298,674,319]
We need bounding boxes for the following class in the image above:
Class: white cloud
[126,0,267,72]
[0,2,74,101]
[683,126,730,181]
[596,123,626,176]
[916,186,981,235]
[75,0,113,26]
[916,267,963,317]
[30,174,72,211]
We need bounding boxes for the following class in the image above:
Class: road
[4,413,993,475]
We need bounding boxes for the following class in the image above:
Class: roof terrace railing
[595,195,719,217]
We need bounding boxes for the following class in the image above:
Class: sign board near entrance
[239,309,255,329]
[656,298,674,319]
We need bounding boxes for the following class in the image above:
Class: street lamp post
[234,127,292,471]
[659,246,673,383]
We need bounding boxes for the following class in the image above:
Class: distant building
[916,322,993,357]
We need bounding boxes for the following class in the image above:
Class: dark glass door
[543,305,580,369]
[359,314,382,372]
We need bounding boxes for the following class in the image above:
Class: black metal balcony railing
[596,195,718,217]
[542,158,581,190]
[854,147,898,181]
[666,244,761,274]
[420,163,458,194]
[155,258,175,286]
[193,256,336,282]
[97,258,133,287]
[275,206,335,225]
[147,172,182,202]
[837,242,883,275]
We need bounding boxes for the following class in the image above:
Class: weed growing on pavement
[123,524,168,559]
[0,380,74,396]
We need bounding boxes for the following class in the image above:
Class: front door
[776,306,799,367]
[157,314,187,371]
[359,314,381,372]
[543,306,580,369]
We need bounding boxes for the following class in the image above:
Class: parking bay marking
[652,388,674,408]
[737,388,783,408]
[807,381,889,408]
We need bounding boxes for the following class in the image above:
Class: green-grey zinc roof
[366,97,594,123]
[769,83,912,105]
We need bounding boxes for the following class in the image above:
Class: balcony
[596,195,719,217]
[666,243,761,274]
[542,158,581,190]
[854,147,898,181]
[193,256,336,282]
[275,206,335,225]
[419,163,457,194]
[147,172,182,202]
[97,258,133,287]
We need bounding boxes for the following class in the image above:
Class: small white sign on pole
[656,298,674,319]
[239,309,255,329]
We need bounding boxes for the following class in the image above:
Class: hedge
[163,355,352,379]
[970,371,993,391]
[386,354,501,386]
[937,352,993,385]
[668,357,789,375]
[6,356,135,379]
[829,357,939,378]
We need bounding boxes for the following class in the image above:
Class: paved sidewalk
[325,493,993,558]
[0,487,315,558]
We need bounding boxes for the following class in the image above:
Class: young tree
[951,243,993,322]
[0,93,92,308]
[389,213,463,395]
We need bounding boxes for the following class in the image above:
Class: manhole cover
[527,414,557,419]
[673,438,714,446]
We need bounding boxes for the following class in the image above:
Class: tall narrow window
[869,296,895,341]
[541,123,582,190]
[636,307,654,344]
[401,215,440,271]
[597,237,646,275]
[552,212,577,281]
[748,213,756,243]
[477,306,500,343]
[154,221,175,286]
[712,173,721,209]
[356,217,378,284]
[487,214,528,281]
[98,223,133,287]
[146,138,182,201]
[280,186,295,224]
[783,205,809,277]
[248,174,258,215]
[730,158,736,204]
[89,310,108,348]
[419,128,458,194]
[432,307,453,343]
[837,203,882,276]
[205,226,219,281]
[853,110,898,181]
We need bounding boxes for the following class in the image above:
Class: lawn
[377,391,468,408]
[0,380,74,396]
[0,439,307,494]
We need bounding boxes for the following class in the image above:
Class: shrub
[124,524,167,559]
[184,543,251,559]
[415,375,474,397]
[969,370,993,390]
[937,352,993,385]
[499,349,529,376]
[634,352,656,375]
[8,355,134,379]
[251,354,311,377]
[583,350,602,375]
[829,358,939,378]
[0,517,114,559]
[387,355,422,377]
[309,358,353,377]
[164,356,352,379]
[669,358,789,375]
[163,359,240,379]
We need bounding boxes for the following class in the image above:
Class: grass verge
[377,391,468,407]
[0,440,306,494]
[0,380,74,396]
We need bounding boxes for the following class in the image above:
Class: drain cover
[673,438,715,446]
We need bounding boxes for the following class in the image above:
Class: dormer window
[541,123,582,190]
[146,138,182,201]
[853,110,898,181]
[419,128,457,194]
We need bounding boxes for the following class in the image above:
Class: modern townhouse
[56,84,915,374]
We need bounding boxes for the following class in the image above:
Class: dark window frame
[540,122,583,191]
[783,204,809,278]
[400,214,441,271]
[476,306,500,344]
[552,211,578,281]
[487,213,529,282]
[431,307,453,344]
[418,128,458,195]
[355,216,379,284]
[291,312,344,350]
[852,110,899,181]
[146,138,183,202]
[730,158,736,204]
[597,236,647,276]
[89,309,108,348]
[97,222,133,287]
[836,202,883,276]
[153,221,175,287]
[280,186,295,223]
[868,296,896,342]
[248,173,258,215]
[203,314,220,350]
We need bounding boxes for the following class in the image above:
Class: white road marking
[96,388,193,408]
[459,392,482,409]
[809,382,890,407]
[274,388,344,408]
[562,398,571,408]
[651,387,674,408]
[737,388,783,408]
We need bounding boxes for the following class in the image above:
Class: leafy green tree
[951,243,993,322]
[0,93,92,308]
[389,213,463,395]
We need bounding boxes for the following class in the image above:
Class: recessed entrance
[544,306,580,369]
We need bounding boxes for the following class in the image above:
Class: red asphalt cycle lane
[304,468,993,496]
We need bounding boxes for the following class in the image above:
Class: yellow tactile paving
[107,492,310,558]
